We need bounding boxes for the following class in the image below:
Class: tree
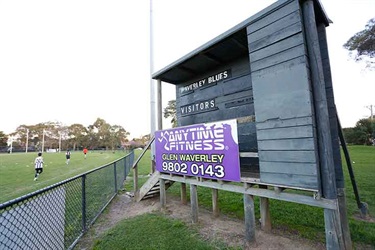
[141,134,151,145]
[0,131,8,147]
[343,18,375,69]
[343,118,374,145]
[12,125,31,150]
[108,125,129,150]
[164,100,177,127]
[68,124,89,150]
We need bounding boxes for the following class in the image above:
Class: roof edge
[152,0,294,80]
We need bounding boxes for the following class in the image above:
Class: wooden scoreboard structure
[150,0,352,249]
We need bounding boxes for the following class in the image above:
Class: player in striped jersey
[34,152,44,181]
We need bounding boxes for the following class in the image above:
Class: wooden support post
[337,188,353,250]
[259,185,271,232]
[324,208,344,250]
[160,179,166,211]
[302,1,346,248]
[244,183,256,243]
[151,157,156,174]
[190,184,198,223]
[212,188,219,218]
[181,183,187,205]
[133,165,138,200]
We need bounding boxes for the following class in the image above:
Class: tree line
[0,118,150,152]
[343,118,375,145]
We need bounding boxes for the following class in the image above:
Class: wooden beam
[337,188,353,249]
[244,183,256,243]
[302,2,345,248]
[181,183,187,205]
[302,0,336,199]
[133,166,138,200]
[201,52,223,65]
[324,208,344,249]
[160,174,336,209]
[231,36,248,51]
[259,185,271,232]
[178,65,197,76]
[160,179,166,210]
[190,184,198,223]
[212,188,219,217]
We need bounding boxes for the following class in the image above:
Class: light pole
[9,136,13,154]
[59,132,62,153]
[365,105,374,120]
[42,129,45,152]
[150,0,156,167]
[25,129,29,153]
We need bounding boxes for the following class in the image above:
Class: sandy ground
[75,191,329,250]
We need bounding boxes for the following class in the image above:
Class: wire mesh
[0,150,134,250]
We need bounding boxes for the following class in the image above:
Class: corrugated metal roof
[152,0,330,85]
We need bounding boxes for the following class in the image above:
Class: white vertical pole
[25,129,29,153]
[59,132,62,153]
[157,79,162,130]
[366,105,374,120]
[42,129,45,152]
[10,137,13,154]
[150,0,156,162]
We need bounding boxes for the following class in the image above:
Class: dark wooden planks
[247,0,319,190]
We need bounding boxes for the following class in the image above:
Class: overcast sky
[0,0,374,138]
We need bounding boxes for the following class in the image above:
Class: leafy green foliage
[0,131,8,147]
[164,99,177,127]
[343,118,375,145]
[343,18,375,68]
[5,118,131,153]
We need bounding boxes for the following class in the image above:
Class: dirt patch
[353,213,375,223]
[75,191,329,250]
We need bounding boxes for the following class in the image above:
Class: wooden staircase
[136,171,174,202]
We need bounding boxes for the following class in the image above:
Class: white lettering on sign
[180,99,216,116]
[180,69,231,94]
[159,126,225,151]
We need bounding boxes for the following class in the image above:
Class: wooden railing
[131,136,155,198]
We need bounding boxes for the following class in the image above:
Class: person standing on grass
[83,147,88,159]
[66,149,71,164]
[34,152,44,181]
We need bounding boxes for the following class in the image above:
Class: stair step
[143,193,159,199]
[137,171,176,201]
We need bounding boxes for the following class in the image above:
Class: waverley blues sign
[179,69,231,94]
[155,119,241,182]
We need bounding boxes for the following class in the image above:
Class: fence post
[133,164,138,199]
[114,162,118,193]
[124,157,128,179]
[81,174,87,232]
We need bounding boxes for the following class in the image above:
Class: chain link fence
[0,150,134,250]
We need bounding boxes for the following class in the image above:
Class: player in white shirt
[34,152,44,181]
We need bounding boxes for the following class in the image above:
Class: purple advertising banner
[155,119,241,182]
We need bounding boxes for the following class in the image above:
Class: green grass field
[1,146,374,248]
[0,150,129,203]
[125,145,375,247]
